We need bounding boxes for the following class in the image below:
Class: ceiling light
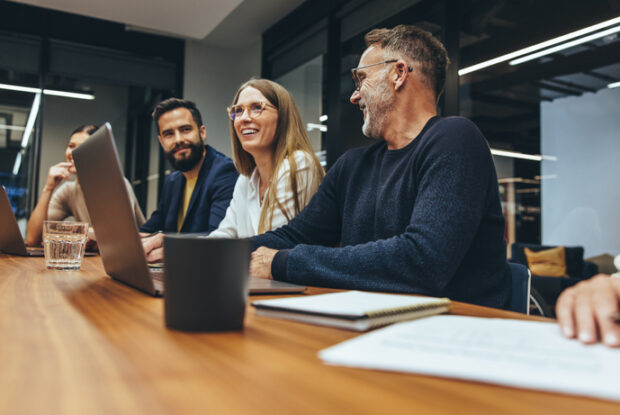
[12,152,22,175]
[608,81,620,89]
[0,124,26,131]
[0,83,95,100]
[307,123,327,132]
[20,93,41,149]
[459,15,620,76]
[319,115,328,122]
[509,25,620,66]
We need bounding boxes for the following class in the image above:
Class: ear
[199,124,206,142]
[393,60,409,91]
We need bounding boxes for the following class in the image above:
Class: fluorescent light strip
[0,124,26,131]
[0,83,95,100]
[319,114,328,122]
[608,81,620,89]
[20,93,41,149]
[307,123,328,132]
[458,15,620,75]
[491,149,542,161]
[12,152,22,175]
[509,25,620,65]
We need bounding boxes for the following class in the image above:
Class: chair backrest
[508,263,531,314]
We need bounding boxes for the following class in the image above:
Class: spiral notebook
[252,291,451,331]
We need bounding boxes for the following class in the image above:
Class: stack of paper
[319,315,620,402]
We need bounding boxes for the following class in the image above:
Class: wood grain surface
[0,254,618,414]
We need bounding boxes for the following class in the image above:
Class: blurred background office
[2,0,620,310]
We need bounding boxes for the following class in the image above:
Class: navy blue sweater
[253,116,511,309]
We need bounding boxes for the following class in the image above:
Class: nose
[238,107,252,121]
[350,89,361,105]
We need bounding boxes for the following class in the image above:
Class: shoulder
[421,116,489,156]
[282,150,314,172]
[53,180,78,199]
[206,145,234,167]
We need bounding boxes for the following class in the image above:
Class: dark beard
[165,141,204,172]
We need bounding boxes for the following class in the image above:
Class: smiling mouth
[241,128,259,136]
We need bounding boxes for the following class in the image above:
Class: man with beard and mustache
[249,25,511,309]
[139,98,237,235]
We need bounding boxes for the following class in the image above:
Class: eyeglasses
[350,59,413,91]
[227,101,276,121]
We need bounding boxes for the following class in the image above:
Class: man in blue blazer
[139,98,237,236]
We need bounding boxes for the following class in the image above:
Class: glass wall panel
[275,55,325,163]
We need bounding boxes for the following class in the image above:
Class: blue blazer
[140,145,238,233]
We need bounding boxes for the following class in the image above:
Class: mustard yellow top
[177,176,198,231]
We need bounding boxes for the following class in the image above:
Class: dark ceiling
[457,0,620,154]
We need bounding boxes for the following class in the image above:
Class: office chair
[508,263,531,314]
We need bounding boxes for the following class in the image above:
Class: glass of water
[42,221,89,270]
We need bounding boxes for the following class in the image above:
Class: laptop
[0,186,44,256]
[72,122,306,297]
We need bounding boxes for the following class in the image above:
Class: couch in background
[509,243,598,307]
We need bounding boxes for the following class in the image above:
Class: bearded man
[249,25,511,309]
[139,98,237,234]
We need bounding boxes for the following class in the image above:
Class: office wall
[541,87,620,257]
[183,40,262,158]
[39,82,128,197]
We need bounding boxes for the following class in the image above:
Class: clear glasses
[350,59,413,90]
[227,101,276,121]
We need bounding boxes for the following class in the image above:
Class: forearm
[276,234,459,295]
[25,187,54,245]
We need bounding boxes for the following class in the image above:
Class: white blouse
[208,151,320,238]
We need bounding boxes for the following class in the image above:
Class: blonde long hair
[229,78,325,233]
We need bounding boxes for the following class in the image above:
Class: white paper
[252,291,447,317]
[319,315,620,402]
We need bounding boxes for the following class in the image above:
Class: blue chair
[508,263,531,314]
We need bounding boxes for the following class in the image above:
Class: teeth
[242,129,258,135]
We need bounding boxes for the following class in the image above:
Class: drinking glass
[42,221,89,270]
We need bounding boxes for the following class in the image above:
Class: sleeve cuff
[271,249,290,281]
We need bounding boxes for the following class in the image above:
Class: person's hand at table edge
[142,232,165,263]
[556,274,620,347]
[250,247,278,280]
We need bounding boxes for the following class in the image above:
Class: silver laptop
[72,122,305,296]
[0,186,44,256]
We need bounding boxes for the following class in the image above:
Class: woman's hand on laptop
[249,247,277,280]
[142,232,165,263]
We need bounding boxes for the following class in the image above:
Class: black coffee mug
[163,235,251,331]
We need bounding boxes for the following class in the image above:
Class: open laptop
[0,186,44,256]
[72,122,306,296]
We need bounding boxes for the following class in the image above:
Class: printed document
[319,315,620,401]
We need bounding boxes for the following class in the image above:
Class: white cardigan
[208,151,320,238]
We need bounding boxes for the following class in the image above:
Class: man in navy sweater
[250,25,511,309]
[140,98,237,238]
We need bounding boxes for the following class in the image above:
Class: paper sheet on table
[319,315,620,402]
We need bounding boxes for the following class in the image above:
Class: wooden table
[1,255,618,414]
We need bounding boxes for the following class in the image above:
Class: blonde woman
[209,78,324,238]
[142,79,324,262]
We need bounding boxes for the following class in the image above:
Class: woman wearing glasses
[209,78,324,237]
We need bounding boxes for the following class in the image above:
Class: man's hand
[250,247,278,280]
[556,274,620,347]
[142,232,165,263]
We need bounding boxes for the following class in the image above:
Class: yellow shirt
[177,176,198,231]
